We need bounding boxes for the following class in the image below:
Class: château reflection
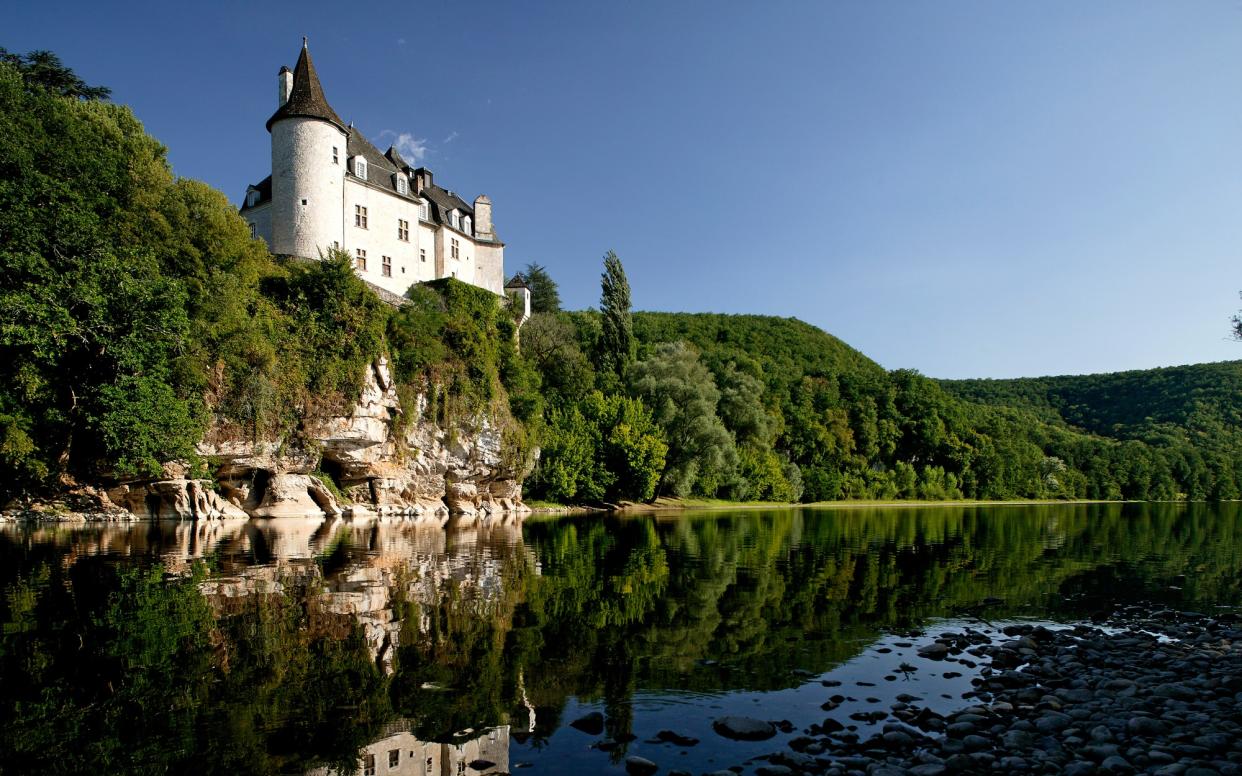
[1,503,1241,775]
[305,724,509,776]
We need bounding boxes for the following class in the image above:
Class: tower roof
[266,41,345,132]
[505,274,529,290]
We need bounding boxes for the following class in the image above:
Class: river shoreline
[723,610,1242,776]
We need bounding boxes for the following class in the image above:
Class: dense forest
[2,52,1240,508]
[520,306,1242,503]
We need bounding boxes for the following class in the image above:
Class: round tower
[267,41,348,259]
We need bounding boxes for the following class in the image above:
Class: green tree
[599,251,635,379]
[628,342,737,496]
[0,48,110,100]
[522,262,561,313]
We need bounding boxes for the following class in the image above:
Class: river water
[1,503,1240,775]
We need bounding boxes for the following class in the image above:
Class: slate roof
[240,175,272,212]
[505,274,529,289]
[266,42,345,132]
[242,42,499,242]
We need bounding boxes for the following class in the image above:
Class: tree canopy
[521,261,561,313]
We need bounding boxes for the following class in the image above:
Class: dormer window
[354,157,368,181]
[463,216,472,235]
[448,210,459,229]
[245,190,260,207]
[419,201,429,221]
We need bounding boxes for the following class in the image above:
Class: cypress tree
[599,251,634,377]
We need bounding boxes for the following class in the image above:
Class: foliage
[521,261,561,313]
[629,342,738,497]
[526,391,667,503]
[0,47,111,100]
[598,251,635,379]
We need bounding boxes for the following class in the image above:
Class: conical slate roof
[266,41,345,132]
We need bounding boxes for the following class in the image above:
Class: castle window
[450,238,460,259]
[396,175,408,195]
[382,255,392,277]
[355,157,368,180]
[355,205,368,229]
[356,249,367,271]
[419,202,429,221]
[332,146,339,164]
[420,248,426,263]
[398,219,409,241]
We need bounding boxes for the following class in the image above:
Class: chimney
[473,195,494,240]
[278,66,293,107]
[414,167,433,193]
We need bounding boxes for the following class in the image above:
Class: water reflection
[1,503,1240,775]
[305,725,509,776]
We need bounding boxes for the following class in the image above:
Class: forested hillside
[524,306,1242,503]
[940,361,1242,453]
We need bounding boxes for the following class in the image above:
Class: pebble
[712,715,776,741]
[776,612,1242,776]
[624,755,658,775]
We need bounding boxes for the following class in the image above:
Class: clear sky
[5,1,1242,378]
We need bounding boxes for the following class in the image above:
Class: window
[398,219,409,241]
[450,238,460,259]
[248,222,256,238]
[356,249,367,271]
[332,146,339,164]
[355,158,368,180]
[396,176,408,195]
[245,190,259,207]
[448,210,459,229]
[355,205,368,229]
[382,255,392,277]
[332,240,339,249]
[389,749,400,768]
[363,754,376,776]
[420,248,426,263]
[463,216,472,234]
[427,757,434,772]
[419,202,429,221]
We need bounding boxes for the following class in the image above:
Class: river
[1,503,1239,775]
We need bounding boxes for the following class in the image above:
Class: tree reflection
[0,503,1239,774]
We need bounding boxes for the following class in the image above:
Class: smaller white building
[241,41,505,299]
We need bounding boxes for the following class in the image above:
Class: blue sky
[5,1,1242,378]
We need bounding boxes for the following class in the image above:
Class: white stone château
[240,41,505,298]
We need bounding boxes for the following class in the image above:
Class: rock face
[194,358,531,521]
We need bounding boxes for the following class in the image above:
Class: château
[239,40,506,298]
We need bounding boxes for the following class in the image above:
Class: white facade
[271,117,348,259]
[241,43,506,299]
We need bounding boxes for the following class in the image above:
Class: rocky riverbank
[1,359,533,523]
[708,611,1242,776]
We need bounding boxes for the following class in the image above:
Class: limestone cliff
[94,359,531,522]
